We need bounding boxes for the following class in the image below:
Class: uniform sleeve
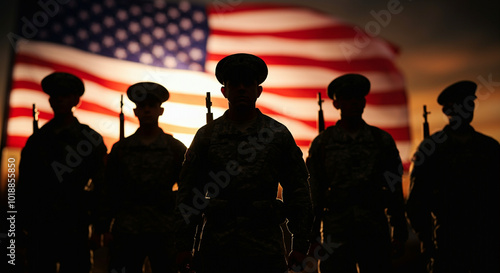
[93,141,119,234]
[172,139,188,182]
[174,128,209,252]
[406,141,436,245]
[88,133,108,233]
[305,134,327,243]
[280,130,313,254]
[382,134,408,242]
[17,136,40,233]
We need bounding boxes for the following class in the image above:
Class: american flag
[5,0,411,166]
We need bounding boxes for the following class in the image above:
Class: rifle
[423,105,430,139]
[422,105,436,271]
[206,92,213,123]
[32,103,39,134]
[119,94,124,140]
[183,93,213,273]
[317,92,325,133]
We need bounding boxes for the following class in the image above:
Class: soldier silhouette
[17,72,107,273]
[96,82,187,273]
[407,80,500,273]
[307,73,408,273]
[174,53,313,273]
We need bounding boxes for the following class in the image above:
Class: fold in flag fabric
[5,0,411,167]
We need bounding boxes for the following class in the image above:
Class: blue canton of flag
[24,0,209,70]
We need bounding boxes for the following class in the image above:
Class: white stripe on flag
[208,6,344,32]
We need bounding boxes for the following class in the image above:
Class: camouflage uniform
[18,117,107,273]
[175,109,312,273]
[104,129,186,272]
[307,120,408,272]
[407,125,500,273]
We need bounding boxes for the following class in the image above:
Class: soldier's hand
[419,240,436,272]
[391,239,405,258]
[421,240,436,259]
[307,242,325,259]
[176,251,194,272]
[89,232,102,250]
[102,232,114,247]
[288,250,307,272]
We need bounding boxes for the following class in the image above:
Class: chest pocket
[321,127,386,188]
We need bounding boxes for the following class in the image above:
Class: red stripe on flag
[9,103,137,125]
[6,134,121,153]
[6,136,29,148]
[262,87,407,106]
[11,80,42,92]
[9,107,53,120]
[210,25,367,40]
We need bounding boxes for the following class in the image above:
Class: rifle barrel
[423,105,430,138]
[119,94,124,140]
[318,92,325,133]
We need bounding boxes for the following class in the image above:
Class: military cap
[327,73,370,99]
[127,82,169,104]
[437,80,477,105]
[215,53,268,85]
[41,72,85,97]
